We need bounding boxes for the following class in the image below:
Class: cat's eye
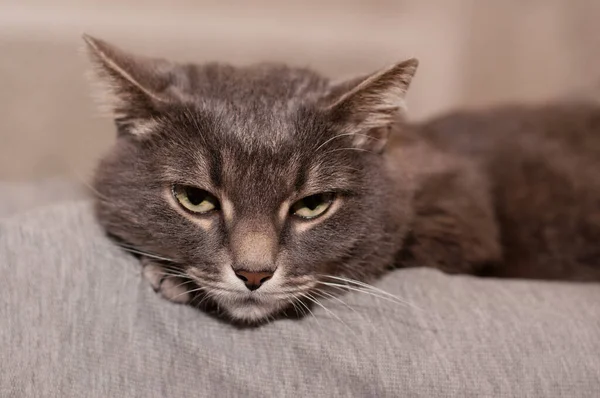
[290,193,335,220]
[173,185,220,214]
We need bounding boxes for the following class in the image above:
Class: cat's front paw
[141,258,193,304]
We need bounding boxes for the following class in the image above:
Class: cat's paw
[141,258,192,304]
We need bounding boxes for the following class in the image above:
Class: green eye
[290,193,335,219]
[173,185,220,214]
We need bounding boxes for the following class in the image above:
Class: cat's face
[86,35,417,323]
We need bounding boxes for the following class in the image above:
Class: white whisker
[168,277,196,290]
[158,266,189,275]
[194,289,217,309]
[295,296,319,325]
[170,285,209,301]
[289,298,304,318]
[117,246,177,263]
[71,170,112,202]
[284,294,307,318]
[312,288,360,316]
[318,281,422,311]
[319,275,423,311]
[314,132,355,152]
[315,132,380,152]
[303,292,354,335]
[155,271,190,280]
[324,147,373,156]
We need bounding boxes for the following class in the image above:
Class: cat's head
[85,35,418,324]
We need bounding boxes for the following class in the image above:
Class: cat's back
[415,101,600,279]
[418,100,600,161]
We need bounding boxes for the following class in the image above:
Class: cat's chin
[217,295,289,324]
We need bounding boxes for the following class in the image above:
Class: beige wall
[2,0,600,181]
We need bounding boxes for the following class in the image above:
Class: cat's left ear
[325,58,418,153]
[83,34,190,136]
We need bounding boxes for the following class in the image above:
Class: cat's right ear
[83,34,188,136]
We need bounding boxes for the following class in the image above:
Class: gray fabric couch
[1,182,599,397]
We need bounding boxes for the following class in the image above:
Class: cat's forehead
[188,63,329,106]
[220,146,300,204]
[175,64,330,148]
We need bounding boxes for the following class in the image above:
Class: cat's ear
[83,34,189,136]
[325,58,418,152]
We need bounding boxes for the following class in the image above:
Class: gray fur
[85,35,600,324]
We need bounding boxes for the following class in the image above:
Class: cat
[84,35,600,325]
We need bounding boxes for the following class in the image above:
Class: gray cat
[84,35,600,324]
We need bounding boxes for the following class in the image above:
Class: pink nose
[234,270,274,291]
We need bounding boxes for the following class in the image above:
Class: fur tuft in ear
[82,34,189,136]
[326,58,418,152]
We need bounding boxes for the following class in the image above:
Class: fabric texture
[1,200,599,397]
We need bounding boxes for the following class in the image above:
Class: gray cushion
[1,201,599,397]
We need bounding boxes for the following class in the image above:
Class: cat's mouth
[183,266,316,323]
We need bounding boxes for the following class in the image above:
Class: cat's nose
[234,270,274,291]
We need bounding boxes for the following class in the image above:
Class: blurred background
[2,0,600,182]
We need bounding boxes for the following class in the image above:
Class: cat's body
[84,35,600,324]
[403,103,600,280]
